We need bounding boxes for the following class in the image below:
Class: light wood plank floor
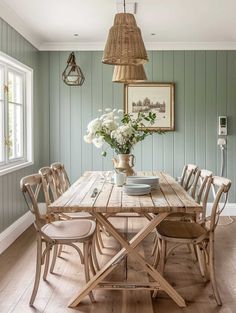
[0,217,236,313]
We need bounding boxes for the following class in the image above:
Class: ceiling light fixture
[112,65,147,83]
[62,52,85,86]
[102,0,148,65]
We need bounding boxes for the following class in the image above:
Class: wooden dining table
[49,171,202,308]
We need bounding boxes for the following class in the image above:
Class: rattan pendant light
[112,65,147,83]
[62,52,85,86]
[102,0,148,65]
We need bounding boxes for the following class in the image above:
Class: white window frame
[0,51,33,176]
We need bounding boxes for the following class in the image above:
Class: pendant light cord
[123,0,126,13]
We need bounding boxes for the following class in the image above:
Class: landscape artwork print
[124,83,174,131]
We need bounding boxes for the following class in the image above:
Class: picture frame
[124,83,174,131]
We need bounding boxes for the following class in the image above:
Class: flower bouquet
[84,109,162,175]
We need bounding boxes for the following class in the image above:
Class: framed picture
[124,83,174,131]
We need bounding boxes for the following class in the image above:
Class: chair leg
[83,242,95,303]
[43,244,51,280]
[88,241,96,276]
[91,236,100,271]
[50,244,58,273]
[209,234,222,306]
[196,244,206,278]
[151,235,158,256]
[30,236,42,306]
[153,238,161,269]
[58,244,63,257]
[95,230,103,255]
[97,226,105,249]
[159,239,167,276]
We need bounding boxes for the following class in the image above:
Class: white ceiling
[1,0,236,50]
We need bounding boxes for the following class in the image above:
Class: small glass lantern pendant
[62,52,85,86]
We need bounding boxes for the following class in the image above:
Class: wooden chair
[179,164,198,192]
[51,162,105,255]
[154,176,231,305]
[152,169,213,258]
[20,174,96,306]
[39,166,101,270]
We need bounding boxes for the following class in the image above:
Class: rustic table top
[49,171,202,214]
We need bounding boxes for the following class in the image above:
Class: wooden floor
[0,216,236,313]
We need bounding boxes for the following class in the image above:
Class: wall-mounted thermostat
[218,116,227,136]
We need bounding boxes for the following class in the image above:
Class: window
[0,52,33,175]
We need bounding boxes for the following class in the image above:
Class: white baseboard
[0,211,34,255]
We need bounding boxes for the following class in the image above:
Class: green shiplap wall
[0,18,48,233]
[44,50,236,202]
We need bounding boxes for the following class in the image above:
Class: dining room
[0,0,236,312]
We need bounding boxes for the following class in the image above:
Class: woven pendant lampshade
[102,13,148,66]
[112,65,147,83]
[62,52,85,86]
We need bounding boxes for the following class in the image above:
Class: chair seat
[42,219,96,241]
[156,220,206,240]
[62,212,93,219]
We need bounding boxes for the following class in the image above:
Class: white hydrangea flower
[92,136,104,148]
[87,118,102,133]
[105,108,112,112]
[84,133,93,144]
[102,119,118,133]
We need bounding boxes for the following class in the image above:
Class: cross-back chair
[180,164,198,192]
[20,173,96,306]
[154,175,231,305]
[51,162,105,257]
[39,166,101,271]
[51,162,70,196]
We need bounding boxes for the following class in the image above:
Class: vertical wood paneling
[70,52,82,182]
[142,51,153,171]
[91,51,104,173]
[205,51,217,173]
[185,52,195,164]
[163,51,174,175]
[39,52,50,166]
[216,52,227,177]
[49,52,60,163]
[227,52,236,201]
[59,52,71,177]
[102,59,114,171]
[173,51,185,177]
[152,51,164,171]
[195,51,206,168]
[81,51,93,173]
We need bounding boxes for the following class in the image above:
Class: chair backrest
[180,164,198,191]
[51,162,70,196]
[208,176,231,231]
[190,169,213,218]
[39,167,58,207]
[20,174,43,230]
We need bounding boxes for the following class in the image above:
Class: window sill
[0,161,34,176]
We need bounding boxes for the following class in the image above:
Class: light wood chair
[39,166,101,270]
[51,162,105,255]
[154,176,231,305]
[179,164,198,192]
[20,174,96,306]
